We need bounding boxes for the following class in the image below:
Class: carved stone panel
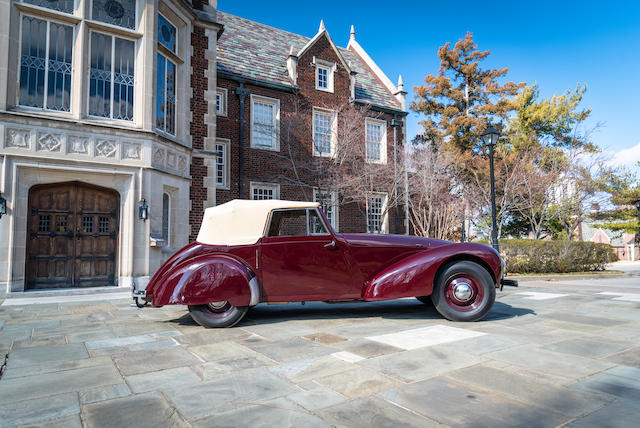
[37,133,63,152]
[167,152,177,169]
[177,156,187,173]
[95,139,117,158]
[152,147,166,166]
[68,136,90,154]
[122,142,141,160]
[6,128,31,149]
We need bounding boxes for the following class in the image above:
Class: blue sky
[218,0,640,168]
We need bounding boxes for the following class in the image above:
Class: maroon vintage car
[134,200,516,327]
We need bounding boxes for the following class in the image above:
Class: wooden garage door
[26,182,119,289]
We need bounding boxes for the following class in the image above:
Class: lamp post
[482,123,501,252]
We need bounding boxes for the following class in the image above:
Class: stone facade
[0,0,221,295]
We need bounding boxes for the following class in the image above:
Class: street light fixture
[482,123,501,252]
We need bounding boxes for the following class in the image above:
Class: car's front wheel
[431,261,495,322]
[188,301,248,328]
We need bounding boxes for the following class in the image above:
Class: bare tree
[275,100,406,231]
[407,144,463,240]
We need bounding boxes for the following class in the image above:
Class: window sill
[86,19,142,39]
[315,86,334,93]
[250,145,280,153]
[14,3,81,25]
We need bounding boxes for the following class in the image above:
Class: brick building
[206,12,408,238]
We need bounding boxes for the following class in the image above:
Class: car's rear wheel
[188,301,248,328]
[431,261,495,322]
[416,296,432,305]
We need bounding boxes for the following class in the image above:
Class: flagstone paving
[0,277,639,427]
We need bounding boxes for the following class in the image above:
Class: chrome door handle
[324,240,337,249]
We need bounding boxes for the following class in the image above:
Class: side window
[309,209,328,235]
[267,209,307,237]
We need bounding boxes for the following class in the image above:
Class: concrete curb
[507,272,640,282]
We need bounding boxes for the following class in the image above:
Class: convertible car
[134,200,516,327]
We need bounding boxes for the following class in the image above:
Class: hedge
[487,239,618,274]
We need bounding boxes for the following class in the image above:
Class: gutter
[218,71,299,94]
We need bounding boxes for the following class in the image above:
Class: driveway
[0,278,639,427]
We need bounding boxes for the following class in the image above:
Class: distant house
[580,222,638,261]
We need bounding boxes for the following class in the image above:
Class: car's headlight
[500,257,506,279]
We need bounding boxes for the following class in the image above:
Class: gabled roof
[216,11,403,111]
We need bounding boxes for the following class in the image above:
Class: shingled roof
[216,11,403,111]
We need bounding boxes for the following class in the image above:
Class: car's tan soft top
[196,199,320,246]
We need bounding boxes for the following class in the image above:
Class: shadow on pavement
[160,299,536,327]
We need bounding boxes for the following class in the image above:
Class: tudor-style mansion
[0,0,407,295]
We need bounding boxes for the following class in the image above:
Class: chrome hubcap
[452,282,473,302]
[207,301,228,310]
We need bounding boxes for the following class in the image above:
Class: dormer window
[315,58,335,93]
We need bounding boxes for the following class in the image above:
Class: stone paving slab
[82,392,187,428]
[0,392,79,428]
[79,383,132,405]
[605,346,640,368]
[244,337,335,363]
[0,364,122,404]
[192,400,330,428]
[6,343,88,369]
[566,398,640,428]
[19,414,84,428]
[320,396,440,428]
[383,376,570,427]
[315,366,401,398]
[286,385,348,411]
[164,370,299,419]
[2,356,114,380]
[543,337,632,358]
[447,365,613,417]
[486,345,615,380]
[126,366,202,393]
[360,345,485,382]
[113,346,202,376]
[269,355,353,383]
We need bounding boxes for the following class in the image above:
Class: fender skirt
[150,254,259,307]
[362,244,501,301]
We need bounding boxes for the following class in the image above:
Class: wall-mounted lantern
[138,199,149,221]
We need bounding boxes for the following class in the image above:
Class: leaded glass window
[99,216,110,233]
[92,0,136,30]
[367,194,387,234]
[158,14,176,53]
[251,99,277,149]
[314,190,337,230]
[89,32,135,121]
[251,183,278,200]
[313,110,333,156]
[23,0,74,14]
[156,53,176,134]
[366,121,384,162]
[215,142,227,188]
[19,16,73,112]
[162,193,169,242]
[317,67,328,89]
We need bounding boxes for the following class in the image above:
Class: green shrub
[487,239,618,274]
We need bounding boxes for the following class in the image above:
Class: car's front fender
[150,253,259,307]
[362,243,501,301]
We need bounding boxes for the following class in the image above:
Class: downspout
[391,114,399,234]
[234,84,250,198]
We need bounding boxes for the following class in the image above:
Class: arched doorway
[26,182,120,289]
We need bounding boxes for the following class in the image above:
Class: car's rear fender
[150,253,259,307]
[362,243,501,301]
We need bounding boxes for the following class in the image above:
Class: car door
[260,208,356,301]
